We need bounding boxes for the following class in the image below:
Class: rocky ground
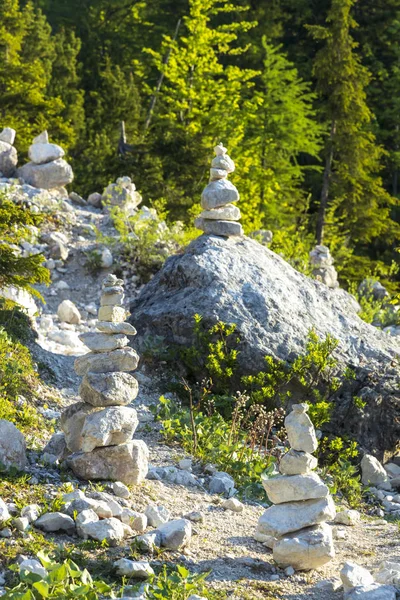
[1,185,400,599]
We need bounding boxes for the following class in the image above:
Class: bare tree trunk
[316,120,336,244]
[144,18,182,132]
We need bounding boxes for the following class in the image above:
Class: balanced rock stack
[195,143,243,237]
[255,403,336,571]
[309,245,339,289]
[18,131,73,190]
[0,127,17,177]
[61,274,149,485]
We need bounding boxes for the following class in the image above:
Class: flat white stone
[279,449,317,475]
[210,167,228,180]
[201,179,239,210]
[80,371,139,406]
[79,332,129,352]
[98,305,127,323]
[29,142,64,165]
[100,292,124,306]
[81,517,125,546]
[199,204,241,221]
[257,496,336,538]
[334,509,360,526]
[114,558,154,578]
[262,472,329,504]
[273,523,335,570]
[0,128,16,145]
[211,154,235,173]
[74,347,139,376]
[195,218,243,237]
[156,519,192,550]
[345,584,397,600]
[285,404,318,453]
[341,561,374,592]
[96,321,137,335]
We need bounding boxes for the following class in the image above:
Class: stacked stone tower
[195,143,243,237]
[61,275,148,485]
[255,404,336,570]
[309,245,339,289]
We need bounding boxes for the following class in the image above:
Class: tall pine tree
[308,0,399,253]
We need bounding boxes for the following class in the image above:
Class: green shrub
[0,193,50,299]
[84,249,103,275]
[0,299,37,344]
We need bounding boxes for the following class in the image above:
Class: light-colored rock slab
[74,347,139,376]
[28,142,64,164]
[262,472,329,504]
[257,496,336,538]
[285,404,318,453]
[61,402,138,452]
[57,300,81,325]
[273,523,335,570]
[100,292,124,306]
[0,499,10,524]
[19,559,47,579]
[35,512,75,534]
[120,508,147,533]
[81,517,125,546]
[145,504,170,527]
[76,509,99,539]
[0,141,17,177]
[195,218,243,237]
[67,440,149,485]
[79,332,129,352]
[157,519,192,550]
[361,454,391,486]
[279,449,317,475]
[345,584,397,600]
[0,128,16,145]
[114,558,154,578]
[200,179,239,210]
[113,481,130,499]
[80,371,138,406]
[0,419,27,470]
[18,158,73,189]
[96,321,137,335]
[221,498,244,512]
[98,305,127,323]
[340,561,374,592]
[33,131,49,144]
[334,509,360,526]
[199,204,241,221]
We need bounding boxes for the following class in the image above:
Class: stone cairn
[60,274,149,485]
[0,127,17,177]
[18,131,73,190]
[195,143,243,237]
[309,245,339,289]
[255,403,336,571]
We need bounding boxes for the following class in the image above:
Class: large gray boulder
[0,141,17,177]
[130,234,400,459]
[0,420,27,470]
[18,158,73,189]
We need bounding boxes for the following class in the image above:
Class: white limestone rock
[96,321,137,335]
[57,300,81,325]
[145,504,170,527]
[74,347,139,376]
[82,517,125,546]
[279,449,317,475]
[210,167,228,180]
[345,584,397,600]
[0,419,27,470]
[257,496,336,538]
[199,204,241,221]
[200,179,239,210]
[361,455,391,486]
[101,247,113,268]
[334,510,361,526]
[33,131,49,144]
[195,218,243,237]
[28,142,64,165]
[75,509,99,539]
[61,402,138,453]
[262,472,329,504]
[0,128,16,145]
[79,332,129,352]
[18,158,73,189]
[80,371,138,407]
[35,512,75,534]
[384,463,400,478]
[285,404,318,453]
[120,509,147,533]
[19,559,48,579]
[157,519,192,550]
[254,528,276,548]
[340,561,375,592]
[0,499,10,524]
[113,481,130,499]
[21,504,41,523]
[114,559,154,579]
[374,561,400,586]
[221,498,244,512]
[0,141,17,177]
[98,305,127,323]
[100,292,124,307]
[273,523,335,570]
[67,440,149,485]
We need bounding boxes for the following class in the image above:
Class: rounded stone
[80,371,139,406]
